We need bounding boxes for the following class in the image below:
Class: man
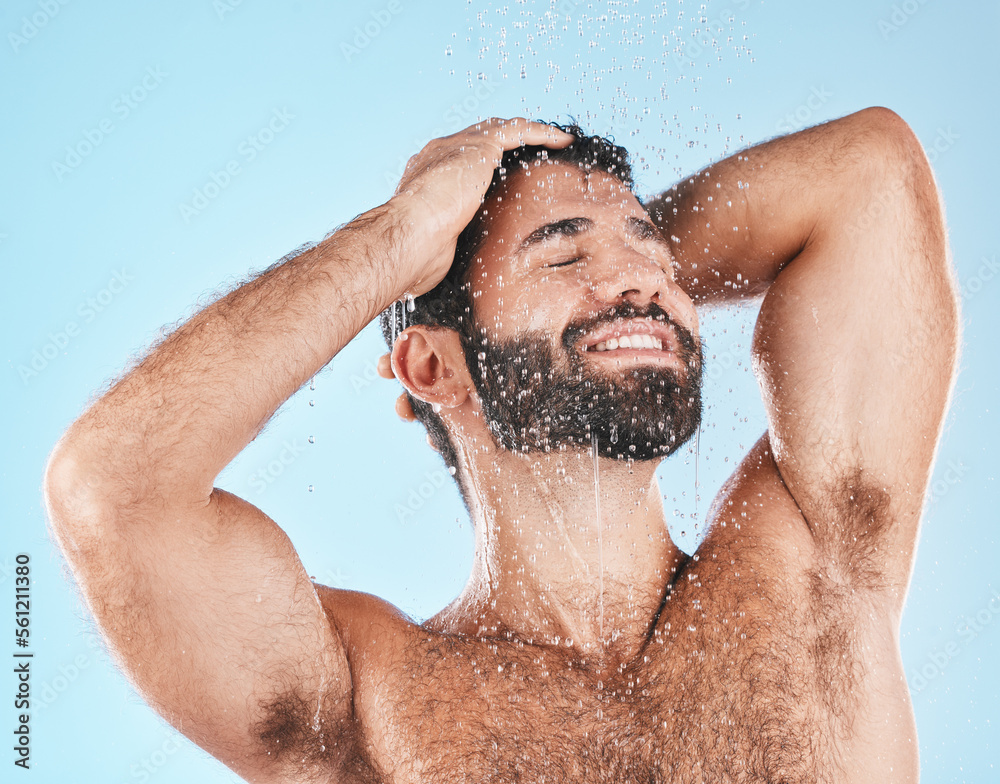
[45,111,958,783]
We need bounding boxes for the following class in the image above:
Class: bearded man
[45,111,958,783]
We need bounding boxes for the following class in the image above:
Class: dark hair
[378,122,635,500]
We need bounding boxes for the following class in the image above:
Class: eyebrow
[516,217,594,254]
[624,215,667,245]
[515,215,670,256]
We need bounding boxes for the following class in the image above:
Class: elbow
[853,106,941,188]
[858,110,960,351]
[850,107,949,251]
[43,437,91,537]
[43,431,121,542]
[853,106,920,151]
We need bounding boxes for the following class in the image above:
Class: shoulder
[315,583,423,649]
[313,583,454,682]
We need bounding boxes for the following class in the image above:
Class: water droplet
[307,484,314,492]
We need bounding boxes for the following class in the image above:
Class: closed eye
[546,257,582,269]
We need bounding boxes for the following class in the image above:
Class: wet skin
[311,163,918,783]
[46,112,958,783]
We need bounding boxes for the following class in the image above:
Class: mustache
[561,301,701,363]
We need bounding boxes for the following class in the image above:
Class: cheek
[509,277,586,335]
[681,299,700,340]
[468,266,511,330]
[663,285,700,340]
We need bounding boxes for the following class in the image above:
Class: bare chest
[356,569,867,784]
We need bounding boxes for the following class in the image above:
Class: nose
[582,239,699,337]
[586,241,674,305]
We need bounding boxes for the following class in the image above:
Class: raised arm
[42,204,409,781]
[43,119,573,781]
[647,107,960,607]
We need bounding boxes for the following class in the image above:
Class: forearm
[53,202,410,505]
[647,107,900,304]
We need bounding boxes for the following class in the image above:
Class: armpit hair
[810,465,895,592]
[253,688,379,782]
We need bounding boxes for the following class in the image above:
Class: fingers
[394,393,417,422]
[378,353,416,421]
[469,117,575,153]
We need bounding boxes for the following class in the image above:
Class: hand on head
[380,118,574,429]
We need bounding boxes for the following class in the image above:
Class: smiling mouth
[587,334,665,352]
[577,317,679,357]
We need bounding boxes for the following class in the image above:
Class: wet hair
[378,122,636,502]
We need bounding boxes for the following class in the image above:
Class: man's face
[461,161,703,461]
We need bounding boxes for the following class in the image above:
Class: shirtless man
[45,110,958,783]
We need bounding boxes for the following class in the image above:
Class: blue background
[2,0,996,781]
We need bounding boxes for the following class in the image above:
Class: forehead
[485,161,643,233]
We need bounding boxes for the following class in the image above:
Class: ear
[391,326,472,410]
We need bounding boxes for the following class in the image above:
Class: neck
[433,438,688,664]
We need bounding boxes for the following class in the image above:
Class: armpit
[805,466,895,592]
[253,687,374,781]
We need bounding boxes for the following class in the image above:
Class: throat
[441,445,687,659]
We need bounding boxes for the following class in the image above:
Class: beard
[463,302,703,461]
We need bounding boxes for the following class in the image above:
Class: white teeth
[588,333,666,351]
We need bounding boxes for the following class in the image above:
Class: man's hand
[38,119,573,782]
[378,352,417,421]
[392,118,573,297]
[378,119,572,429]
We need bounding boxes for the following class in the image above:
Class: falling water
[694,421,701,528]
[394,295,415,338]
[591,432,604,646]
